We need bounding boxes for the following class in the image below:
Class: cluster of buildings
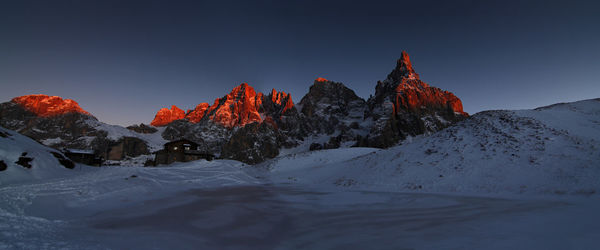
[63,139,214,167]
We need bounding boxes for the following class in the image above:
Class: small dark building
[153,139,214,166]
[63,149,103,166]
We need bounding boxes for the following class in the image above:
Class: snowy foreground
[1,162,599,250]
[1,99,600,249]
[1,161,600,250]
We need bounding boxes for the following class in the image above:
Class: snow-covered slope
[266,98,600,196]
[0,126,77,185]
[85,119,167,152]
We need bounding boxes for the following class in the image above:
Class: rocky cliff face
[365,51,468,147]
[299,78,370,149]
[150,105,186,126]
[151,83,296,129]
[204,83,264,128]
[186,103,210,123]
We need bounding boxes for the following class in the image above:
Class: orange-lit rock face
[150,83,296,128]
[384,51,467,116]
[150,105,186,126]
[315,77,328,82]
[270,89,294,114]
[393,81,467,115]
[186,103,209,123]
[206,83,264,128]
[11,94,91,117]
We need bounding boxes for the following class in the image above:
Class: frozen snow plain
[1,162,599,250]
[1,98,600,249]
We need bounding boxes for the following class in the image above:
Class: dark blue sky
[1,0,599,126]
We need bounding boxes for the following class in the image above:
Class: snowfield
[266,98,600,196]
[1,98,600,249]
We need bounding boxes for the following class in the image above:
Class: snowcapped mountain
[266,98,600,196]
[0,126,76,185]
[0,95,166,163]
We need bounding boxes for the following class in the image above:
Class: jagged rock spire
[150,82,296,128]
[387,51,419,81]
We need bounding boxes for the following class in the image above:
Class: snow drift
[0,126,77,185]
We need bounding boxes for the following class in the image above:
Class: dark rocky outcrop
[299,78,369,149]
[15,153,33,169]
[221,122,280,164]
[0,160,7,171]
[126,123,158,134]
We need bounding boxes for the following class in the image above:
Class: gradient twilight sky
[1,0,599,126]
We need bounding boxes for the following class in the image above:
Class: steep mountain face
[298,78,370,149]
[151,83,296,128]
[186,103,210,123]
[364,51,468,148]
[0,95,164,162]
[204,83,264,128]
[150,105,186,126]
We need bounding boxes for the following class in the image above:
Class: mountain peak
[388,51,419,81]
[150,105,185,126]
[315,77,329,83]
[269,89,294,114]
[11,94,91,117]
[150,82,296,128]
[374,52,467,119]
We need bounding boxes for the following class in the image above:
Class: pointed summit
[388,51,419,81]
[204,83,263,128]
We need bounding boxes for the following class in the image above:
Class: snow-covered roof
[64,148,95,154]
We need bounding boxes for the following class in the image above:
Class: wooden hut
[153,139,214,166]
[63,149,103,166]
